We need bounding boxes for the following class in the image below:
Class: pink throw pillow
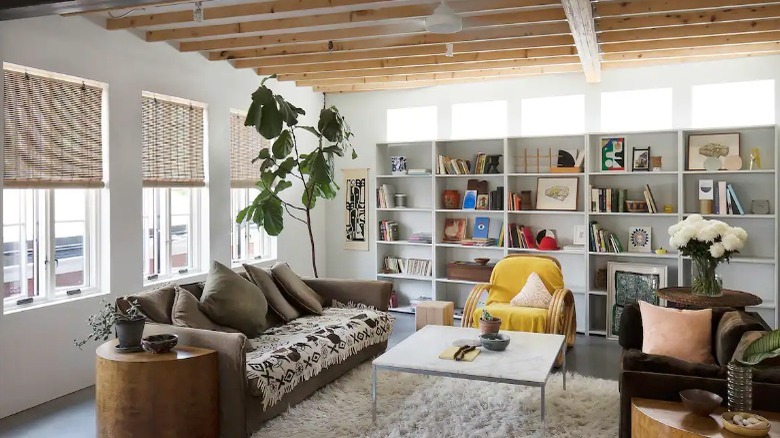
[639,301,715,364]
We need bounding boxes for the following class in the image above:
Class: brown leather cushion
[244,263,301,322]
[125,284,176,324]
[271,262,324,315]
[622,349,725,379]
[716,311,768,365]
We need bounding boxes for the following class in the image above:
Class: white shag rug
[253,363,619,438]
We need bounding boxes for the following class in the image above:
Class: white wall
[0,15,323,418]
[324,55,780,279]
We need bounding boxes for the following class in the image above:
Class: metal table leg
[562,342,567,391]
[540,385,546,422]
[372,365,377,424]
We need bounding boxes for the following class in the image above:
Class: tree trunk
[305,207,318,277]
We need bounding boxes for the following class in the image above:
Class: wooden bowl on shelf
[625,200,649,213]
[473,258,490,266]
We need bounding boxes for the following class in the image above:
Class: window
[692,80,775,128]
[386,106,437,142]
[451,101,507,139]
[3,63,105,309]
[601,88,673,132]
[141,91,206,282]
[521,95,585,136]
[229,110,275,264]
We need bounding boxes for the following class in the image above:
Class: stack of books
[383,256,432,277]
[407,168,431,176]
[437,154,471,175]
[376,184,396,208]
[714,181,745,215]
[589,221,623,253]
[507,224,537,249]
[378,220,399,241]
[590,187,627,212]
[642,184,659,213]
[408,232,433,244]
[488,186,504,210]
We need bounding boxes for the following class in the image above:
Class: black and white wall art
[344,168,369,251]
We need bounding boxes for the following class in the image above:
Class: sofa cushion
[639,301,715,364]
[271,262,324,315]
[716,311,768,365]
[244,263,302,322]
[245,304,393,409]
[622,349,725,379]
[172,286,232,332]
[125,284,176,324]
[472,303,547,333]
[200,260,269,337]
[509,272,552,309]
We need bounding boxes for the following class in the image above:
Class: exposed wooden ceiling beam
[562,0,600,82]
[598,3,780,31]
[107,0,392,29]
[599,17,780,43]
[602,50,780,69]
[252,47,577,74]
[146,1,565,42]
[595,0,780,17]
[602,41,780,61]
[234,36,575,68]
[274,56,582,81]
[296,64,583,86]
[602,30,780,53]
[204,17,571,58]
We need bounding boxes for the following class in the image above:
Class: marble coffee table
[372,325,566,424]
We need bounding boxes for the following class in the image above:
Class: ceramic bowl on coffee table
[141,334,178,353]
[479,333,510,351]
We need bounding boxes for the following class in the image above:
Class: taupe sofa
[122,277,392,438]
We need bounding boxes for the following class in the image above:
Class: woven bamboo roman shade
[3,68,104,188]
[230,110,269,188]
[142,92,205,187]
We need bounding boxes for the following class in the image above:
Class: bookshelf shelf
[376,126,779,336]
[377,240,432,247]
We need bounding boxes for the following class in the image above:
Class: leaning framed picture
[601,137,626,171]
[687,132,740,171]
[535,177,578,211]
[632,147,650,171]
[606,262,667,340]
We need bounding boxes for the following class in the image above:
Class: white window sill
[231,257,277,270]
[3,288,108,315]
[143,270,207,290]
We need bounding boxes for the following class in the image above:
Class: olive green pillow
[271,262,323,315]
[172,286,237,333]
[243,263,302,322]
[125,284,176,324]
[199,261,269,337]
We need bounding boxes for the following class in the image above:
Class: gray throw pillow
[243,263,302,322]
[199,260,269,337]
[271,262,324,315]
[172,286,224,331]
[125,284,176,324]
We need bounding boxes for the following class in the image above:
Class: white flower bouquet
[668,215,747,296]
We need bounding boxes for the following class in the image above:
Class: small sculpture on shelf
[485,155,501,174]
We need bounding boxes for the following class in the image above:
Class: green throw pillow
[271,262,324,315]
[199,260,269,337]
[243,263,302,322]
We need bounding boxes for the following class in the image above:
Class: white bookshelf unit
[375,126,779,335]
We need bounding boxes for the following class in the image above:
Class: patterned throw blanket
[245,304,394,409]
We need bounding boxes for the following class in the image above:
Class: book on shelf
[507,223,537,249]
[408,232,433,244]
[589,187,627,213]
[711,181,746,215]
[378,220,399,242]
[589,221,623,253]
[472,217,490,241]
[382,256,432,277]
[460,238,498,247]
[377,184,396,208]
[643,184,658,213]
[488,186,504,210]
[437,154,471,175]
[407,168,431,175]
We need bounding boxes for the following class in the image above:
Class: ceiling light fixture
[425,0,462,34]
[193,2,204,22]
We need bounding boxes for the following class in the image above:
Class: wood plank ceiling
[88,0,780,93]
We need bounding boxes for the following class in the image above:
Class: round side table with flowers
[668,214,748,297]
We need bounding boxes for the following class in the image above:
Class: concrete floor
[0,313,621,437]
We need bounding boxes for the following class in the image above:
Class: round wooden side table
[96,340,219,438]
[657,287,762,311]
[632,398,780,437]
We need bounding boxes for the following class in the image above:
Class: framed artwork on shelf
[476,194,489,210]
[686,132,740,171]
[632,147,650,171]
[628,227,652,253]
[442,218,467,242]
[535,177,578,211]
[606,262,667,340]
[573,225,587,245]
[343,168,369,251]
[601,137,626,171]
[462,190,477,210]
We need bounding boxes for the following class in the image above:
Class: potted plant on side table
[75,299,146,352]
[479,308,502,335]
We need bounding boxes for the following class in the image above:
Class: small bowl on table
[721,411,771,437]
[473,257,490,266]
[679,389,723,416]
[141,334,179,354]
[479,333,510,351]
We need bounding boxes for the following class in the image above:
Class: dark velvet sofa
[617,302,780,437]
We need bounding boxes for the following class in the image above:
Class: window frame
[230,188,276,266]
[143,187,201,283]
[3,188,101,311]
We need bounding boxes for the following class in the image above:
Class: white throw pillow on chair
[510,272,552,309]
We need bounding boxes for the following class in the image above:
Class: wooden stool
[96,340,219,438]
[415,301,454,330]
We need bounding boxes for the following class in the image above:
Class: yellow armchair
[461,255,577,351]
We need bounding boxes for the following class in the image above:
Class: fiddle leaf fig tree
[236,75,355,277]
